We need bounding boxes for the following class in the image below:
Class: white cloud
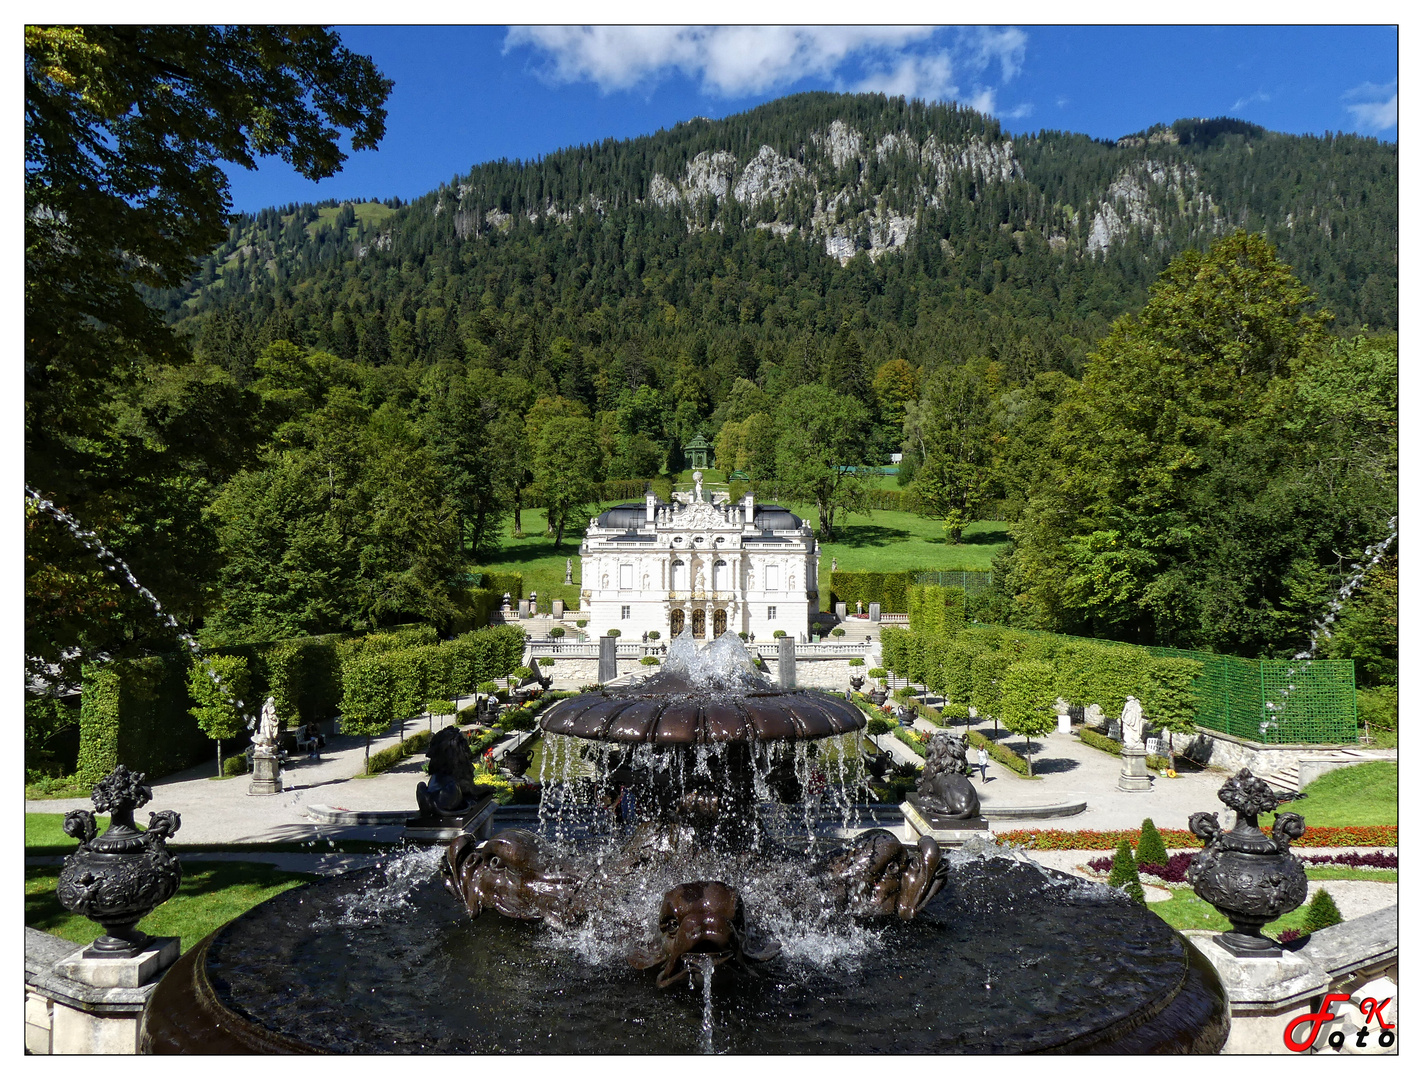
[957,26,1027,83]
[852,50,958,102]
[1001,102,1034,121]
[1342,80,1397,131]
[1229,90,1270,113]
[505,25,938,97]
[504,25,1032,117]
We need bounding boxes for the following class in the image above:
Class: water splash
[662,630,768,690]
[1262,517,1397,737]
[26,485,254,733]
[317,845,444,928]
[688,954,717,1054]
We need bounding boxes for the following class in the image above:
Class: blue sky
[224,24,1399,214]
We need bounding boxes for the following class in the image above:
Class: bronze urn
[1186,769,1307,957]
[57,765,182,958]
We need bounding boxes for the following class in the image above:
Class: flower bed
[1083,849,1397,883]
[996,825,1398,851]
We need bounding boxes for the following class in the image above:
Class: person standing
[977,745,989,781]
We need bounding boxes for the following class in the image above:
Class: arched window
[692,609,706,638]
[712,559,727,592]
[712,609,727,637]
[670,559,685,591]
[670,609,685,636]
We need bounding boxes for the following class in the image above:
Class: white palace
[579,472,819,641]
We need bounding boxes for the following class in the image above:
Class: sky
[222,23,1400,215]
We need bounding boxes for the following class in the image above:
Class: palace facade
[579,474,818,641]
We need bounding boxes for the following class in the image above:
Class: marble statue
[1121,696,1144,749]
[254,697,279,748]
[565,558,573,585]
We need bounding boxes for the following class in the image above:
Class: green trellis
[1147,646,1357,745]
[910,570,994,596]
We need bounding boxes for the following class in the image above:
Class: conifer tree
[1136,818,1169,869]
[1107,837,1146,904]
[1300,889,1344,934]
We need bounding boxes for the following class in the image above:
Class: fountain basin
[140,853,1228,1054]
[540,682,865,743]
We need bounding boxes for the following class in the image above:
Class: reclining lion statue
[916,731,981,820]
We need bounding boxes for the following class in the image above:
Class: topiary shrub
[1107,837,1146,904]
[607,629,621,638]
[222,752,248,777]
[867,716,892,736]
[847,657,865,667]
[1300,888,1344,934]
[738,632,749,640]
[647,631,661,641]
[548,627,566,639]
[537,658,555,666]
[1136,818,1169,868]
[577,620,588,628]
[831,627,846,637]
[640,656,660,666]
[868,667,887,680]
[772,630,787,639]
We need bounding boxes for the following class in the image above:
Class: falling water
[689,954,718,1054]
[26,485,254,730]
[1262,518,1397,737]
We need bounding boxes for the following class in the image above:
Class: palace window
[621,605,631,619]
[767,606,777,620]
[766,564,780,591]
[619,564,633,590]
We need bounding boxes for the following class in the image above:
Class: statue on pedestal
[1121,696,1144,749]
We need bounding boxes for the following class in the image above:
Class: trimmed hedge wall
[830,572,911,613]
[469,572,523,599]
[76,623,526,787]
[881,625,1201,739]
[77,657,207,787]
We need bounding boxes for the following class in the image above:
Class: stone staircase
[1257,747,1379,794]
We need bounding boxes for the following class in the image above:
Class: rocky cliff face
[429,117,1030,265]
[1086,160,1223,254]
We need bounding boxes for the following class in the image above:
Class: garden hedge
[829,571,911,613]
[363,728,434,776]
[469,571,523,599]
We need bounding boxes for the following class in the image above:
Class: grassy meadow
[473,474,1009,614]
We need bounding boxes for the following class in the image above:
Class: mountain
[163,92,1396,400]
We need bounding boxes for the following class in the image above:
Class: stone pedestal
[56,938,180,989]
[403,795,497,844]
[1117,746,1153,792]
[777,636,796,689]
[25,928,179,1055]
[248,748,282,795]
[598,636,618,683]
[552,599,564,619]
[834,602,847,619]
[518,599,531,618]
[900,797,993,847]
[868,602,881,622]
[1057,712,1072,734]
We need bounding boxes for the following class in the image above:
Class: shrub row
[468,571,523,600]
[881,625,1202,739]
[339,624,527,740]
[363,729,435,776]
[996,825,1398,850]
[1089,848,1398,882]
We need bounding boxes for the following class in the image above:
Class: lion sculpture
[416,726,483,818]
[915,731,981,820]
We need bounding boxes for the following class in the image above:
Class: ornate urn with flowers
[1186,768,1307,957]
[57,765,182,958]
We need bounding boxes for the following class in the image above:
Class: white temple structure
[579,472,818,641]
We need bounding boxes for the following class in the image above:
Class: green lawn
[473,489,1009,615]
[1260,762,1397,829]
[25,812,391,857]
[25,862,318,954]
[1147,887,1316,935]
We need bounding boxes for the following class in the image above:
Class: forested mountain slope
[168,92,1396,404]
